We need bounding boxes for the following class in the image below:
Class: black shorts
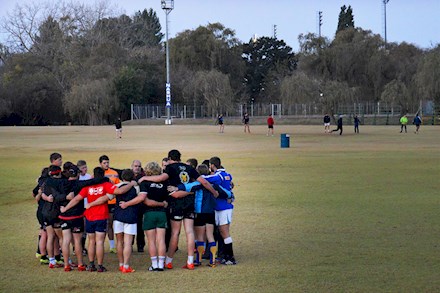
[194,213,215,226]
[169,206,195,221]
[36,209,44,228]
[108,204,116,214]
[268,125,273,129]
[43,215,61,228]
[60,217,84,233]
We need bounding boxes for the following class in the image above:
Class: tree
[64,78,117,125]
[336,5,355,34]
[185,70,234,117]
[242,36,296,102]
[416,45,440,105]
[381,79,411,114]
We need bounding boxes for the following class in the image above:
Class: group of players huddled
[32,150,236,273]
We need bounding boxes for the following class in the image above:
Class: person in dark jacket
[331,115,343,135]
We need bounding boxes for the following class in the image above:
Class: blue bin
[280,133,290,148]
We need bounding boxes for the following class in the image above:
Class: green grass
[0,125,439,292]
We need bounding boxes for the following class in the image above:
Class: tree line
[0,2,438,125]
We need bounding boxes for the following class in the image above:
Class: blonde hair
[145,161,162,176]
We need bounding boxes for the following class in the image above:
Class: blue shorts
[85,219,107,233]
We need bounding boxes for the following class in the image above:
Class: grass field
[0,124,439,292]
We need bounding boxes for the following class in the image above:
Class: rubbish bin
[280,133,290,148]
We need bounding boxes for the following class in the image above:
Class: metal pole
[383,0,390,47]
[162,0,174,124]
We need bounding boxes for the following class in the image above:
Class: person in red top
[267,114,275,136]
[60,167,135,272]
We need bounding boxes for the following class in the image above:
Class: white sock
[49,257,56,265]
[109,240,115,249]
[158,256,165,269]
[119,263,124,268]
[187,255,194,265]
[165,256,173,264]
[224,237,233,244]
[151,256,158,269]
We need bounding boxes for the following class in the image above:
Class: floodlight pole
[383,0,390,47]
[162,0,174,125]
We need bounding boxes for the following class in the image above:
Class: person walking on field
[243,113,250,133]
[115,118,122,139]
[331,115,343,135]
[400,114,408,133]
[217,114,224,133]
[267,114,274,136]
[323,114,331,133]
[413,113,422,134]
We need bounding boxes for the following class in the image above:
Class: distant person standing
[115,118,122,139]
[267,114,274,136]
[217,114,224,133]
[400,114,408,133]
[354,115,360,134]
[243,113,250,133]
[331,115,343,135]
[413,113,422,134]
[323,114,331,133]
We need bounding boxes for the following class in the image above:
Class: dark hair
[186,158,198,169]
[202,159,210,167]
[162,157,169,162]
[99,155,109,163]
[62,161,77,178]
[93,167,105,178]
[48,165,62,176]
[121,169,134,181]
[196,164,210,176]
[168,149,181,161]
[49,153,62,163]
[209,156,221,169]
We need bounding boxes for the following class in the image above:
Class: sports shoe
[194,260,201,266]
[82,249,88,256]
[78,265,86,271]
[97,265,107,272]
[165,262,173,269]
[122,266,135,273]
[222,257,237,265]
[182,263,195,270]
[64,265,72,272]
[36,253,42,259]
[119,265,123,272]
[68,259,78,267]
[40,257,49,265]
[156,267,164,272]
[49,263,62,269]
[86,264,97,272]
[109,248,117,254]
[207,262,216,268]
[56,259,64,265]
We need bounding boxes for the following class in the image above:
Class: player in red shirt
[267,114,275,136]
[60,167,136,272]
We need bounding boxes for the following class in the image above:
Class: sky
[0,0,439,51]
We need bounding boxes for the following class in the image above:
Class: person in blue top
[169,164,233,267]
[354,115,360,134]
[206,156,236,265]
[413,113,422,134]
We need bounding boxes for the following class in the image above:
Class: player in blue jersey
[169,164,232,267]
[208,156,236,265]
